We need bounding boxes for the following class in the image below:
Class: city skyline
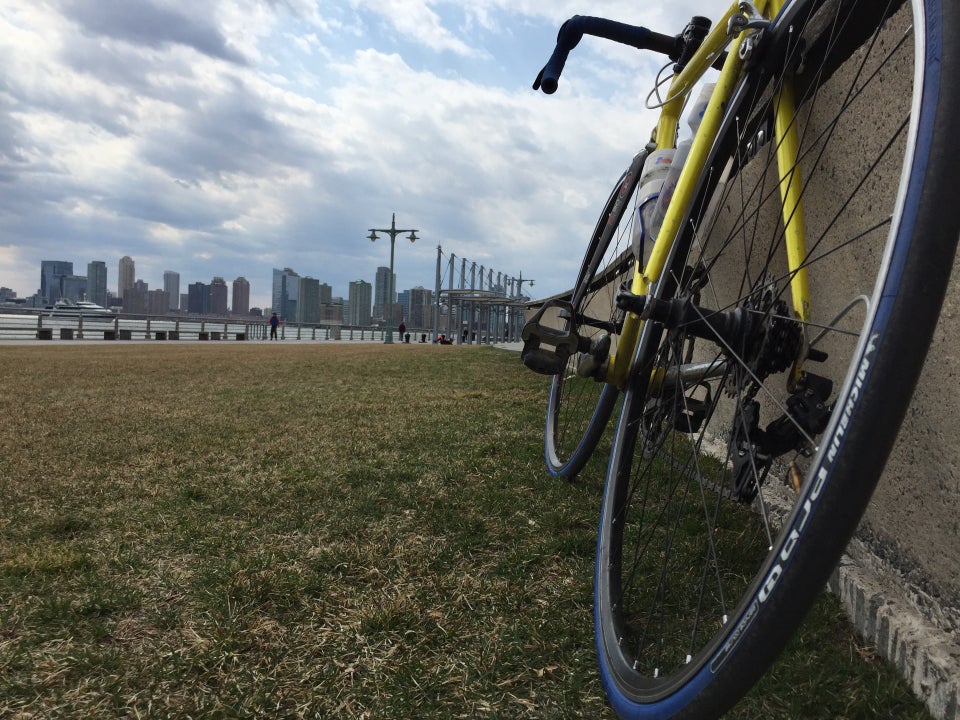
[17,252,441,317]
[0,2,732,312]
[12,246,531,325]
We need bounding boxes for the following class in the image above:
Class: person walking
[269,312,279,340]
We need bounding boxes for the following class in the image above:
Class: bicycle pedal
[521,345,567,375]
[520,299,583,376]
[674,400,708,434]
[673,382,711,433]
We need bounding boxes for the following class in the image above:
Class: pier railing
[0,309,525,344]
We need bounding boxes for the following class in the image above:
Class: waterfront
[1,310,415,344]
[0,309,521,345]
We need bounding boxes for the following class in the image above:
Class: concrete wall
[868,259,960,620]
[698,6,960,713]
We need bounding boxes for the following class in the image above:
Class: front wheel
[544,152,648,477]
[595,1,960,717]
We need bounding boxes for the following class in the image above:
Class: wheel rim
[597,0,921,702]
[545,168,641,473]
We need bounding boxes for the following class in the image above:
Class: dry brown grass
[0,343,931,719]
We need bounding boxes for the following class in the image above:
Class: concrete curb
[830,538,959,720]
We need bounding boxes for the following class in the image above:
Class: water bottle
[631,147,675,260]
[646,82,716,241]
[687,82,715,135]
[647,138,692,240]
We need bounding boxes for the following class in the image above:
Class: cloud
[352,0,476,56]
[57,0,249,65]
[0,0,729,307]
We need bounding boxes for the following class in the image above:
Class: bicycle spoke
[598,0,921,694]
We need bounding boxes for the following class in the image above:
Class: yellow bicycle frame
[604,0,810,388]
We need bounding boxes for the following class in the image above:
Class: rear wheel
[594,1,960,717]
[544,152,649,477]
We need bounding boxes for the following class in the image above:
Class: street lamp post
[367,213,419,344]
[516,273,535,298]
[514,274,535,343]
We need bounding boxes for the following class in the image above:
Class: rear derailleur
[728,372,833,503]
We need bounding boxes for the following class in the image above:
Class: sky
[0,0,729,309]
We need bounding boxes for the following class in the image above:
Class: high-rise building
[408,286,433,329]
[87,261,108,307]
[59,275,87,302]
[209,277,228,316]
[373,266,395,321]
[232,277,250,315]
[147,289,170,316]
[125,280,149,314]
[40,260,73,304]
[299,277,320,324]
[319,283,333,305]
[118,256,135,300]
[188,282,209,315]
[347,280,372,326]
[163,271,180,311]
[397,290,410,323]
[272,268,300,322]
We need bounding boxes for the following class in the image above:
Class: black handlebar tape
[533,15,681,94]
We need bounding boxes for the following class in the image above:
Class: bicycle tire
[594,1,960,717]
[544,152,647,478]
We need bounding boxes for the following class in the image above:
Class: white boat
[44,299,116,320]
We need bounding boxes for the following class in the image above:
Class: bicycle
[520,1,960,717]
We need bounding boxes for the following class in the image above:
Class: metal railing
[0,308,527,344]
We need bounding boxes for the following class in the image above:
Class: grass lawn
[0,344,931,718]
